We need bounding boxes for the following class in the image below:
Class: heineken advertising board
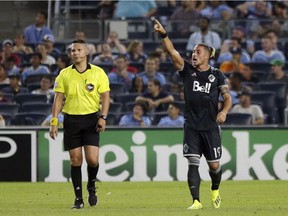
[37,128,288,182]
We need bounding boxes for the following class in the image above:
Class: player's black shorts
[63,112,100,151]
[183,124,222,162]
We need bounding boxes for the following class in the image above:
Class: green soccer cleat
[187,200,203,210]
[211,189,221,208]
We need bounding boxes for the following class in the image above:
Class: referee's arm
[97,91,110,132]
[50,92,64,139]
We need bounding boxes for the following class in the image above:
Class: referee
[49,39,110,209]
[154,20,232,210]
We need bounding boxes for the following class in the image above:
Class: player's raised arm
[153,19,184,71]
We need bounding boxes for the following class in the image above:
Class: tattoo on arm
[220,85,229,95]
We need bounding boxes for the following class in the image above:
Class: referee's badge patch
[208,75,215,82]
[86,83,94,92]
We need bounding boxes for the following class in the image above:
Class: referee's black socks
[71,165,82,199]
[87,165,99,188]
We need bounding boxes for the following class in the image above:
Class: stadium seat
[27,83,41,92]
[159,62,175,73]
[128,62,145,73]
[2,93,14,103]
[224,113,253,125]
[246,62,271,73]
[251,91,276,124]
[0,103,20,117]
[143,41,161,53]
[24,73,57,86]
[18,103,52,116]
[12,112,47,125]
[14,93,48,105]
[110,83,125,96]
[109,103,123,117]
[0,83,10,90]
[152,112,167,125]
[106,113,119,125]
[2,113,12,126]
[114,93,139,106]
[256,82,287,123]
[125,102,136,112]
[97,63,113,74]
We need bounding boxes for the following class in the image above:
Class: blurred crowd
[0,0,288,126]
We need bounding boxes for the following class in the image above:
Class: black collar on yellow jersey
[72,63,91,73]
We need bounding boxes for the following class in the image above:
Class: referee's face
[71,43,88,64]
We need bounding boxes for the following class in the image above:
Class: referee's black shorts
[183,124,222,162]
[63,112,100,151]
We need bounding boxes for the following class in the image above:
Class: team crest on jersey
[208,74,215,82]
[86,83,94,92]
[183,143,189,153]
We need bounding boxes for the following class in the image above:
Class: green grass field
[0,181,287,216]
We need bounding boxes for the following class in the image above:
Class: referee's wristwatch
[99,115,107,121]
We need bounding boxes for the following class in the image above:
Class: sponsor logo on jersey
[191,72,197,77]
[193,81,211,93]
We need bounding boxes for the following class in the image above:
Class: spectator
[2,71,29,96]
[0,114,5,127]
[271,1,288,37]
[0,91,10,103]
[138,57,167,86]
[219,47,246,74]
[36,43,56,66]
[136,79,174,112]
[229,72,243,98]
[169,0,201,37]
[252,35,285,63]
[75,31,96,59]
[236,1,272,38]
[92,43,117,65]
[0,39,21,66]
[186,16,222,51]
[231,25,255,55]
[158,102,184,127]
[241,63,259,84]
[41,111,64,127]
[230,87,265,125]
[24,11,53,44]
[31,75,55,103]
[97,0,117,19]
[200,1,233,21]
[266,59,288,92]
[119,101,151,127]
[218,37,251,64]
[113,0,157,18]
[0,64,9,84]
[130,76,146,94]
[12,33,34,55]
[126,40,147,64]
[108,55,135,92]
[51,55,71,75]
[99,31,126,54]
[42,34,62,58]
[263,30,281,50]
[21,52,50,84]
[4,56,20,76]
[154,47,172,63]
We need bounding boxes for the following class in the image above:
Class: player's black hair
[38,11,48,20]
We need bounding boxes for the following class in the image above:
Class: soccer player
[154,19,232,210]
[49,39,110,209]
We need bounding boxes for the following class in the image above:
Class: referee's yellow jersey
[53,64,110,115]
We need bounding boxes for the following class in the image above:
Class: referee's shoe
[71,198,84,209]
[87,186,98,206]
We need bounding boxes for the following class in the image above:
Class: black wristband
[160,32,167,39]
[99,115,107,121]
